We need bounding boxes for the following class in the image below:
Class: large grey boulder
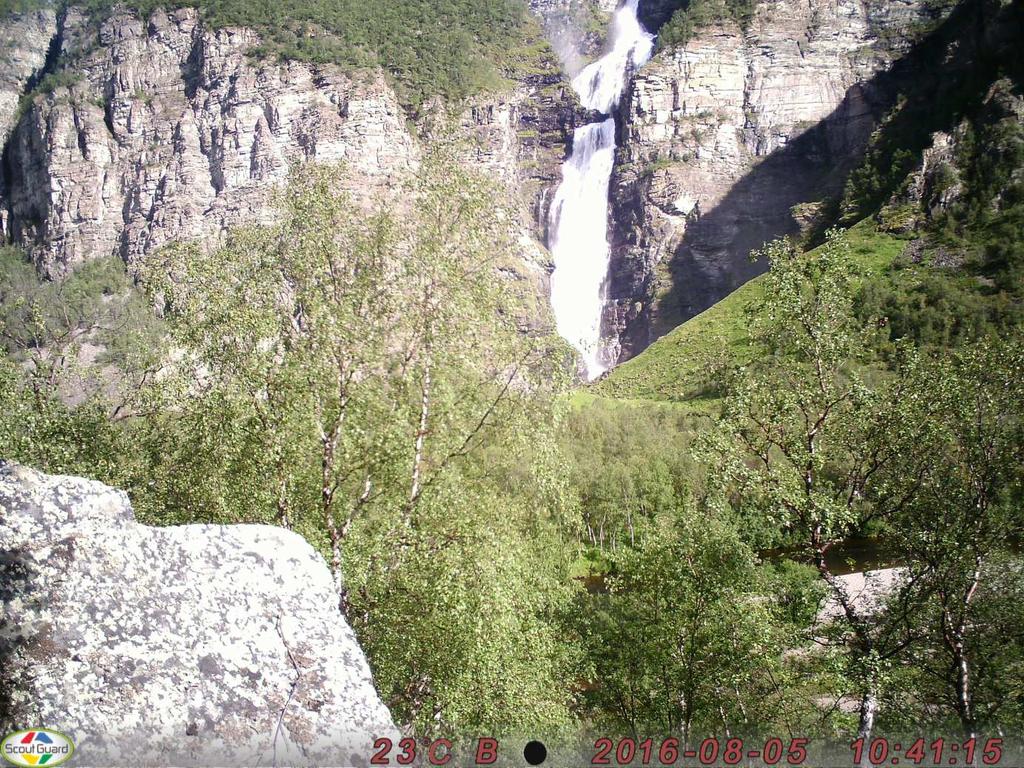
[0,463,396,767]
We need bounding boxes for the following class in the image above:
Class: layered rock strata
[604,0,946,361]
[1,7,417,275]
[0,5,584,336]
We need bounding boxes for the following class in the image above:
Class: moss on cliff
[656,0,754,50]
[34,0,555,111]
[0,0,48,14]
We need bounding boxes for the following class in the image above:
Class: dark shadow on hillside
[613,0,1022,353]
[637,0,689,33]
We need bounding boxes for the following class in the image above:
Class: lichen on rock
[0,462,396,767]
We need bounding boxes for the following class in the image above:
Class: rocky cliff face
[0,8,56,149]
[897,78,1023,234]
[2,0,972,367]
[446,66,586,323]
[603,0,949,361]
[528,0,618,75]
[0,5,580,334]
[0,463,396,765]
[1,7,418,276]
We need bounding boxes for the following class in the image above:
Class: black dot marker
[523,740,547,766]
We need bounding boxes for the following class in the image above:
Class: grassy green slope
[598,0,1023,409]
[591,223,909,405]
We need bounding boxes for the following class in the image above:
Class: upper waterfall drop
[548,0,654,380]
[572,0,655,114]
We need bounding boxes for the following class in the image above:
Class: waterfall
[548,0,654,380]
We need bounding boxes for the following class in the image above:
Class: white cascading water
[548,0,654,379]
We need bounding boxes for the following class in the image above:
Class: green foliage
[1,10,1022,730]
[845,80,1024,352]
[0,247,163,408]
[3,190,1023,742]
[856,267,1012,350]
[2,248,119,347]
[765,559,827,629]
[657,0,755,51]
[0,248,157,486]
[10,55,88,123]
[0,155,580,737]
[841,57,1019,227]
[887,339,1024,736]
[664,225,1024,741]
[34,69,82,94]
[135,154,577,734]
[640,156,677,178]
[608,44,1020,397]
[348,443,579,734]
[594,222,908,406]
[72,0,549,109]
[707,233,945,555]
[703,232,963,737]
[560,399,700,552]
[0,0,48,15]
[0,350,132,482]
[578,513,801,737]
[824,0,1024,377]
[589,63,1024,727]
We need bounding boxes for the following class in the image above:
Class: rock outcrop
[0,8,57,148]
[883,72,1024,235]
[603,0,949,361]
[449,94,561,325]
[0,4,587,333]
[0,463,396,766]
[464,79,585,231]
[819,568,904,623]
[528,0,618,75]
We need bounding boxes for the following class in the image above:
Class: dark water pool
[759,536,905,576]
[577,537,906,594]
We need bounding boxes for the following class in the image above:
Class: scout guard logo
[1,730,74,767]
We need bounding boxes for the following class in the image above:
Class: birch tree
[710,231,938,744]
[141,151,578,733]
[895,338,1024,740]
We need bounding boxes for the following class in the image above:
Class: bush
[0,0,50,16]
[657,0,755,50]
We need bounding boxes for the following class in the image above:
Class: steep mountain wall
[0,5,584,334]
[0,8,56,148]
[603,0,949,361]
[1,7,418,275]
[1,0,974,366]
[453,71,585,306]
[529,0,618,75]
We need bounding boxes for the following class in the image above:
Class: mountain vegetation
[0,154,582,735]
[4,158,1022,742]
[1,0,1022,750]
[4,0,555,109]
[655,0,754,50]
[581,2,1024,738]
